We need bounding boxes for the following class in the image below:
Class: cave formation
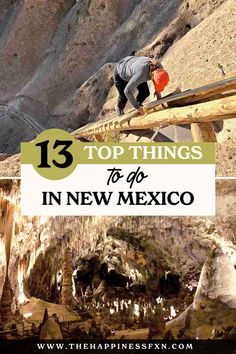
[0,181,236,340]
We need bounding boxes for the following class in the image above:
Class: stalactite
[0,183,19,324]
[17,264,29,305]
[4,202,15,269]
[61,247,74,306]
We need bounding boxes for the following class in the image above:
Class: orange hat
[153,69,169,93]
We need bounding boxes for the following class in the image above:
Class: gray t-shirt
[116,56,152,108]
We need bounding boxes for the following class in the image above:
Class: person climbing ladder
[113,55,169,116]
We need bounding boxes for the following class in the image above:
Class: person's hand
[154,92,161,100]
[136,106,145,115]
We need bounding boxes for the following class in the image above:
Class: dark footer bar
[0,340,236,354]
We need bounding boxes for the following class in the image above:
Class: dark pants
[113,68,150,110]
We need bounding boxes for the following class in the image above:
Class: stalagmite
[61,247,74,306]
[0,276,14,323]
[166,246,236,338]
[193,247,236,309]
[40,317,63,340]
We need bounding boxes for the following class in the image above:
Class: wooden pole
[73,76,236,137]
[73,95,236,139]
[94,134,104,142]
[144,74,236,110]
[191,122,217,142]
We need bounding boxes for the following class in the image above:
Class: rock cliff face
[0,0,235,157]
[0,180,235,327]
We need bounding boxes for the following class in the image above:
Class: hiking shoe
[115,106,124,116]
[213,120,224,133]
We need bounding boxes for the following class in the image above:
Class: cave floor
[20,297,80,323]
[109,327,149,340]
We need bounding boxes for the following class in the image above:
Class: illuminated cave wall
[0,181,235,309]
